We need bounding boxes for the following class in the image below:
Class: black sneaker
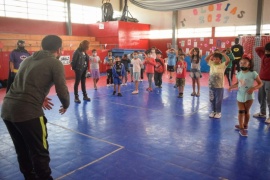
[74,95,81,103]
[83,96,91,101]
[117,93,122,97]
[113,91,116,95]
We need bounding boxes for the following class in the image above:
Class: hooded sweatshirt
[1,50,70,122]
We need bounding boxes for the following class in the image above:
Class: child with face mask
[229,54,262,136]
[112,56,125,96]
[89,49,101,90]
[205,52,230,119]
[253,42,270,123]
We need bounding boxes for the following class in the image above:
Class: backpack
[155,60,164,73]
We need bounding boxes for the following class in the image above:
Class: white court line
[48,122,124,179]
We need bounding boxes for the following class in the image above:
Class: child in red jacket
[175,54,187,98]
[144,50,156,92]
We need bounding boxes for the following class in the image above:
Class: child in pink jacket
[144,50,156,92]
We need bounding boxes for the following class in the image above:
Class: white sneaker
[209,112,215,118]
[124,83,127,85]
[214,113,222,119]
[106,84,110,87]
[132,90,139,94]
[253,113,266,118]
[265,118,270,124]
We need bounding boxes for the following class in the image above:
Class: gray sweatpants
[147,73,154,89]
[258,80,270,116]
[209,88,224,113]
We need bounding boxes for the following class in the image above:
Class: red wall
[88,21,150,50]
[118,21,150,49]
[0,49,109,80]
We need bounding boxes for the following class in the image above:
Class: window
[178,28,212,38]
[262,24,270,34]
[215,25,257,37]
[0,0,66,22]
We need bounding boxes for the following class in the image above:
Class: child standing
[144,50,156,91]
[229,55,262,136]
[175,54,187,98]
[166,48,177,79]
[112,56,125,96]
[154,52,165,88]
[205,52,230,119]
[89,49,101,90]
[128,53,134,82]
[189,47,202,97]
[138,51,145,81]
[121,54,130,85]
[224,48,235,86]
[104,51,114,86]
[131,51,142,94]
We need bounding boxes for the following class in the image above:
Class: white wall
[178,0,258,28]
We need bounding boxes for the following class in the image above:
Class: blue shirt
[236,71,258,102]
[167,52,176,66]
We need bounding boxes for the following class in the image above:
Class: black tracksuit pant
[4,117,53,180]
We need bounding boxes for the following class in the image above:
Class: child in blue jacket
[112,56,126,96]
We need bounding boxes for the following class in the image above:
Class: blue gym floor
[0,79,270,180]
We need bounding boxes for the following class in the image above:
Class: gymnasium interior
[0,0,270,179]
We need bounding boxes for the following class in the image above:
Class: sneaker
[113,91,116,95]
[149,88,153,92]
[106,84,110,87]
[159,86,162,88]
[132,90,138,94]
[253,113,266,118]
[214,113,222,119]
[239,129,248,137]
[196,92,200,97]
[83,95,91,101]
[117,93,122,97]
[169,76,172,79]
[235,125,248,130]
[131,80,134,82]
[265,118,270,124]
[174,85,177,88]
[74,95,81,103]
[146,88,150,91]
[209,112,216,118]
[191,92,196,96]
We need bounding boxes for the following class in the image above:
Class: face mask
[133,55,138,58]
[240,66,249,71]
[117,61,121,65]
[93,53,97,56]
[266,54,270,58]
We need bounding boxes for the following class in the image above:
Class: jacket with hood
[1,50,70,122]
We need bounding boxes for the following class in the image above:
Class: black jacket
[71,49,89,72]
